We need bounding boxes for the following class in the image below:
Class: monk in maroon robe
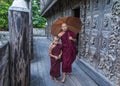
[49,36,62,82]
[58,23,77,83]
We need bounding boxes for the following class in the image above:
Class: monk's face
[61,23,68,32]
[53,37,59,44]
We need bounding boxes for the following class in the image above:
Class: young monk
[49,36,62,82]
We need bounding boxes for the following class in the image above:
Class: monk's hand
[55,56,59,60]
[69,36,76,42]
[58,55,61,59]
[69,36,73,40]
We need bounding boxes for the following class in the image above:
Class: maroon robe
[50,44,62,78]
[61,30,77,73]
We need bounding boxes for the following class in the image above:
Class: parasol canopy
[51,16,82,35]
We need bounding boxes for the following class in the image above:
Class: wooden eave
[40,0,58,16]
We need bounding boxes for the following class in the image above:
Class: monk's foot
[61,78,65,83]
[61,72,66,83]
[54,78,59,82]
[51,76,54,80]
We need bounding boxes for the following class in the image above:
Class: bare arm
[58,31,65,38]
[69,36,76,42]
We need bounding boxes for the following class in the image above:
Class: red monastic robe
[50,44,62,78]
[61,30,77,73]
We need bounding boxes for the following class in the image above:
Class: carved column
[111,0,120,86]
[78,0,86,57]
[8,0,30,86]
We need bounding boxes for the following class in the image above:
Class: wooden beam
[41,0,58,16]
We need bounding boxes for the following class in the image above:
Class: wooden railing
[0,42,10,86]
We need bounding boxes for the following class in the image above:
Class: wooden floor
[30,37,98,86]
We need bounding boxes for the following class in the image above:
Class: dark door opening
[73,7,80,18]
[73,7,80,54]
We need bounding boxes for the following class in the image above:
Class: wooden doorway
[73,7,80,54]
[73,7,80,18]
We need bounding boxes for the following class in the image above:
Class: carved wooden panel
[43,0,119,85]
[79,0,120,85]
[8,9,30,86]
[0,43,9,86]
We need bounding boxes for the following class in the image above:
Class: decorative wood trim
[41,0,58,16]
[75,58,113,86]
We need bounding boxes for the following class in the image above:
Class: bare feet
[61,73,66,83]
[54,78,59,82]
[61,78,65,83]
[51,76,54,80]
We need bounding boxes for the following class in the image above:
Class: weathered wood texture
[8,9,30,86]
[0,42,9,86]
[0,31,9,46]
[30,37,98,86]
[28,0,33,60]
[41,0,120,86]
[79,0,120,86]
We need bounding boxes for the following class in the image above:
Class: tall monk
[49,36,62,82]
[58,23,77,83]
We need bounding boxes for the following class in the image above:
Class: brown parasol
[51,16,82,35]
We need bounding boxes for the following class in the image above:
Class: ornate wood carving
[106,0,110,4]
[86,0,90,11]
[112,0,120,16]
[93,0,99,10]
[86,18,90,27]
[44,0,120,85]
[0,43,9,86]
[8,6,30,86]
[82,0,120,85]
[104,18,109,27]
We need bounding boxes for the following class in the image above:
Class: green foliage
[0,0,47,30]
[0,0,13,30]
[32,0,47,28]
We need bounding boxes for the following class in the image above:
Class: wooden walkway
[30,37,98,86]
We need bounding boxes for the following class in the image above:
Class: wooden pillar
[8,0,30,86]
[28,0,33,60]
